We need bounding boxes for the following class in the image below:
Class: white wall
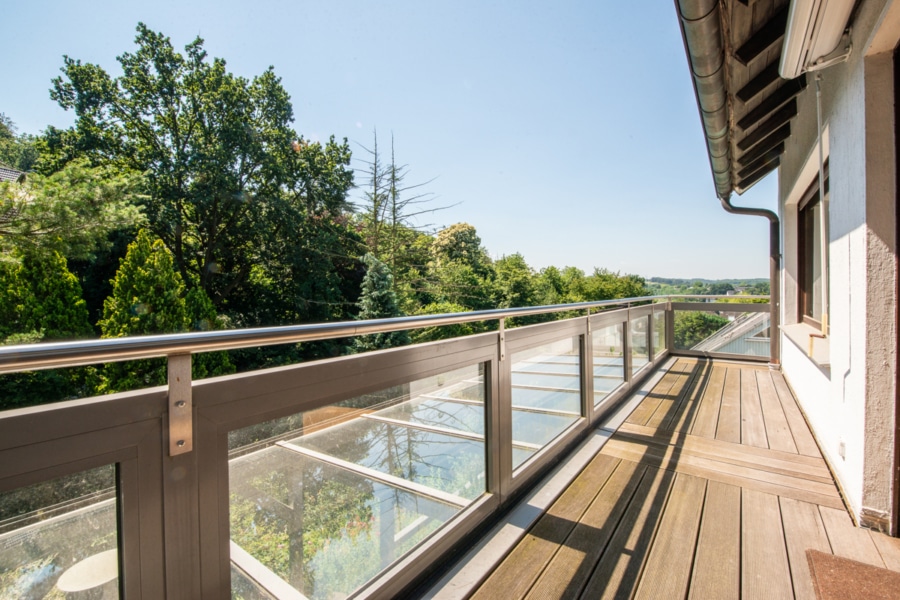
[777,0,898,531]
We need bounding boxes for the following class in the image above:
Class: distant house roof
[0,165,26,183]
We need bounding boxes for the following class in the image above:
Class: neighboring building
[677,0,900,533]
[0,164,25,183]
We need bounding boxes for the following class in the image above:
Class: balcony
[439,358,900,599]
[1,297,895,598]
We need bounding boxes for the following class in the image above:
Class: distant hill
[647,277,768,286]
[645,277,769,296]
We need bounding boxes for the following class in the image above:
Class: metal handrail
[0,294,769,374]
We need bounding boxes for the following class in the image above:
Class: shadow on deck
[427,358,900,600]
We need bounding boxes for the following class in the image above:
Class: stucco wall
[777,0,897,530]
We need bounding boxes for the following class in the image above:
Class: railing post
[583,309,595,424]
[495,318,512,500]
[623,306,633,382]
[168,353,193,456]
[666,300,675,354]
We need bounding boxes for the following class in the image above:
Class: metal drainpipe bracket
[168,353,193,456]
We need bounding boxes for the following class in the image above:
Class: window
[798,170,828,329]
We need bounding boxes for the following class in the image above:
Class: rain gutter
[676,0,782,365]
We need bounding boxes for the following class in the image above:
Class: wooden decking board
[690,364,726,440]
[625,361,689,426]
[615,422,832,481]
[770,371,822,458]
[470,454,621,600]
[688,480,740,600]
[633,473,706,600]
[662,359,714,434]
[779,497,833,600]
[871,530,900,571]
[464,360,892,600]
[600,436,844,510]
[740,368,768,449]
[645,359,704,430]
[525,460,646,600]
[717,367,743,443]
[742,488,794,600]
[578,465,675,600]
[631,359,693,428]
[603,436,840,499]
[756,370,798,454]
[819,505,886,568]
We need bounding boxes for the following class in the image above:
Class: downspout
[720,195,782,366]
[676,0,782,365]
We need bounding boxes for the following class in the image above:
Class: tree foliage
[432,223,491,276]
[0,159,144,260]
[0,114,38,172]
[673,311,730,349]
[0,252,95,409]
[99,229,233,392]
[354,254,409,352]
[45,23,353,308]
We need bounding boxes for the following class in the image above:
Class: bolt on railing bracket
[498,318,506,362]
[168,353,193,456]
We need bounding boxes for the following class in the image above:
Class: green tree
[98,229,187,392]
[581,269,647,301]
[17,252,93,340]
[100,229,187,338]
[535,266,567,306]
[0,114,38,172]
[428,260,495,311]
[45,23,353,309]
[0,252,95,410]
[410,302,487,343]
[184,286,234,379]
[493,254,537,308]
[0,159,144,261]
[673,311,730,349]
[354,254,409,352]
[432,223,492,276]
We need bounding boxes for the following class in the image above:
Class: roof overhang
[675,0,853,199]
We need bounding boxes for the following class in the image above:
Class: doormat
[807,549,900,600]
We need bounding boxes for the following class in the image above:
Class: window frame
[797,167,829,330]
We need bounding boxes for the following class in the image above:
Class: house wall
[777,0,899,531]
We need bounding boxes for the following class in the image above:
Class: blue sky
[0,1,777,279]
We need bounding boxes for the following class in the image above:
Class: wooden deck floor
[469,358,900,600]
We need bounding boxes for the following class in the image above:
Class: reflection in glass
[228,363,486,599]
[510,337,582,470]
[653,310,666,356]
[0,465,119,598]
[592,322,625,406]
[673,310,771,358]
[631,317,649,375]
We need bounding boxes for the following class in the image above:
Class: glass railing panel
[228,362,486,599]
[510,337,582,470]
[592,322,625,406]
[375,397,485,436]
[0,464,119,598]
[653,309,666,355]
[229,446,458,600]
[511,371,580,389]
[288,419,485,501]
[674,308,771,358]
[630,317,650,375]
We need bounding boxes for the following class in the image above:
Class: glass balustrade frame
[0,298,769,599]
